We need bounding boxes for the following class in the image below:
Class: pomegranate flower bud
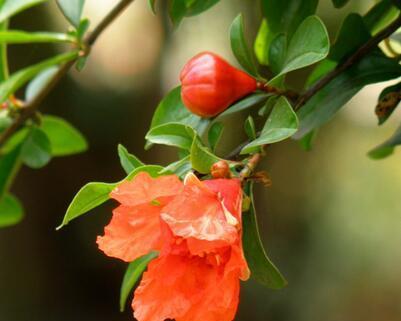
[180,51,257,118]
[211,160,230,178]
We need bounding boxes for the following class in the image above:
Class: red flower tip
[180,51,257,118]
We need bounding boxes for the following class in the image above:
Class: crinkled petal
[161,174,239,246]
[111,172,183,207]
[97,204,162,262]
[133,254,240,321]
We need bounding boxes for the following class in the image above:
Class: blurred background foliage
[1,0,401,320]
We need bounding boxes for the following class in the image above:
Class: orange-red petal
[160,174,239,248]
[133,254,241,321]
[97,204,163,262]
[110,172,183,207]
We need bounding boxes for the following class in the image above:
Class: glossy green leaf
[20,126,51,168]
[56,0,85,27]
[0,20,8,82]
[146,86,208,149]
[241,97,298,154]
[146,122,196,151]
[0,145,21,197]
[0,0,48,23]
[296,52,401,138]
[0,193,24,227]
[258,96,278,117]
[230,14,260,78]
[254,19,274,66]
[159,156,191,178]
[185,0,219,16]
[0,30,75,44]
[120,251,158,312]
[368,124,401,159]
[244,116,256,140]
[332,0,350,8]
[270,16,329,81]
[57,165,164,229]
[268,33,287,75]
[118,144,144,175]
[243,183,287,289]
[208,122,223,152]
[25,67,58,102]
[190,138,220,174]
[216,93,270,119]
[169,0,219,25]
[169,0,186,26]
[261,0,318,39]
[0,51,78,103]
[41,115,88,156]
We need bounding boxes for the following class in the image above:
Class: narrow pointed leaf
[208,122,224,152]
[118,144,144,174]
[56,0,85,27]
[0,145,21,197]
[0,30,75,44]
[120,252,159,312]
[216,93,270,119]
[243,183,287,289]
[368,124,401,159]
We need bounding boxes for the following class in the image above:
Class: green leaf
[368,124,401,159]
[241,97,298,154]
[20,126,51,168]
[207,122,223,152]
[243,183,287,289]
[270,16,329,81]
[146,86,208,149]
[41,115,88,156]
[185,0,219,16]
[0,20,8,82]
[332,0,350,8]
[169,0,219,26]
[190,138,220,174]
[230,14,260,78]
[56,0,85,27]
[261,0,318,39]
[364,0,399,35]
[148,0,156,14]
[146,122,196,151]
[159,156,191,178]
[58,165,165,229]
[118,144,144,174]
[215,93,270,119]
[0,30,75,44]
[244,116,256,140]
[25,67,58,102]
[268,33,287,75]
[0,0,48,23]
[298,129,317,151]
[0,144,21,197]
[120,251,158,312]
[296,52,401,138]
[0,51,79,103]
[0,193,24,227]
[254,19,274,66]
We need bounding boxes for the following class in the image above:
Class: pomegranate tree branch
[0,0,135,146]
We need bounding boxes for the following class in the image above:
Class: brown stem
[239,152,262,181]
[296,13,401,110]
[0,0,135,146]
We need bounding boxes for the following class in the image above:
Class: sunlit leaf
[120,251,158,312]
[0,20,8,82]
[0,30,75,44]
[190,138,220,174]
[241,97,298,154]
[146,122,196,151]
[159,156,191,178]
[118,144,144,174]
[243,183,287,289]
[57,165,164,229]
[25,67,58,102]
[0,193,24,227]
[41,115,88,156]
[363,0,399,34]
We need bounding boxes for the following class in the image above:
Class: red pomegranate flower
[180,51,257,117]
[98,172,249,321]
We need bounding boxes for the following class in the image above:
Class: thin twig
[296,13,401,110]
[0,0,135,146]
